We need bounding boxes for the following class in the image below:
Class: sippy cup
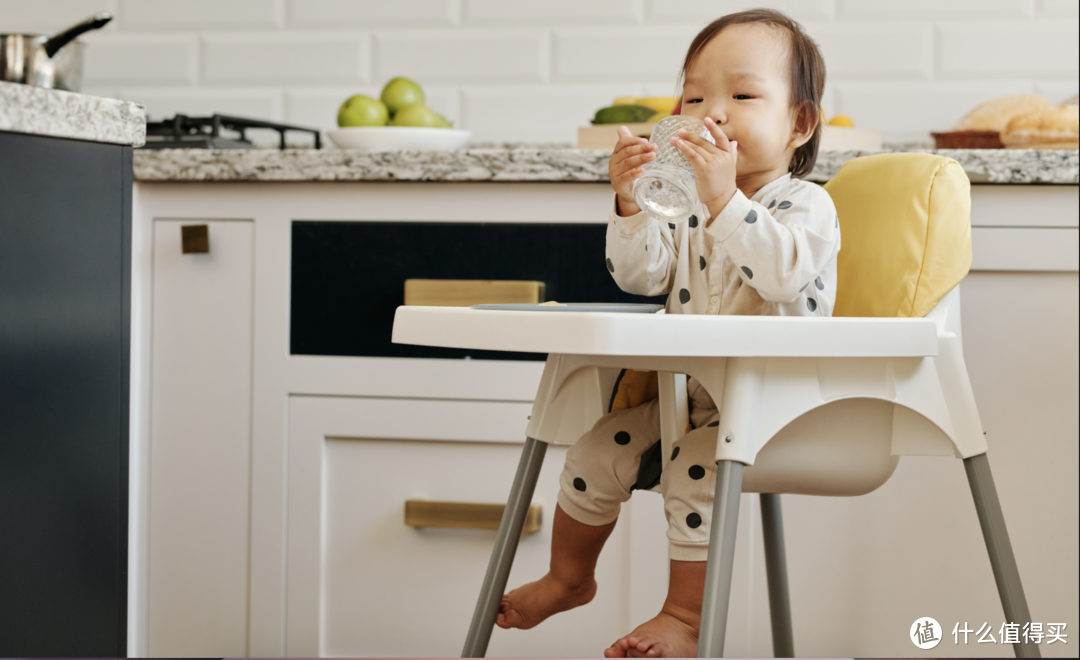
[632,115,715,221]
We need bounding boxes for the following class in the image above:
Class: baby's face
[681,24,806,178]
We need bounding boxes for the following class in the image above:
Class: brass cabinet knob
[181,224,210,254]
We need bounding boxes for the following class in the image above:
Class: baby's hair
[679,8,826,178]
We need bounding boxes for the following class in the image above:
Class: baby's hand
[609,126,657,216]
[672,117,738,221]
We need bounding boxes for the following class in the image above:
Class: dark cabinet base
[0,130,131,656]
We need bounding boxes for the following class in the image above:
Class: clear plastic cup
[632,115,714,221]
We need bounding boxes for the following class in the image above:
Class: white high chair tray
[470,303,664,313]
[393,306,938,357]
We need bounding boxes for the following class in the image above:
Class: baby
[498,9,839,658]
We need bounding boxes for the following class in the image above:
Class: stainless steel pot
[1,13,113,91]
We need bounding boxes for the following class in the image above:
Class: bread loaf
[1000,105,1079,149]
[1062,93,1078,106]
[954,94,1051,132]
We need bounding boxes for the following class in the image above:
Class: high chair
[391,153,1038,658]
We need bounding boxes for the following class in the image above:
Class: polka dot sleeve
[704,184,840,305]
[605,195,679,297]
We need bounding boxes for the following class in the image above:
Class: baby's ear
[789,101,818,148]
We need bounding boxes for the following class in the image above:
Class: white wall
[4,0,1077,143]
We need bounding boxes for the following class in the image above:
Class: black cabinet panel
[0,131,130,656]
[290,221,666,359]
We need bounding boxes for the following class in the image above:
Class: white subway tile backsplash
[833,81,1036,141]
[374,29,548,83]
[118,0,283,30]
[820,82,836,124]
[553,26,693,82]
[117,86,284,121]
[464,0,643,25]
[937,22,1079,79]
[812,23,933,80]
[1034,81,1080,105]
[288,0,460,27]
[80,86,120,100]
[203,32,370,84]
[0,0,118,33]
[82,33,198,85]
[285,85,459,144]
[22,0,1073,145]
[641,82,685,97]
[461,84,639,141]
[644,0,835,24]
[1037,0,1080,17]
[838,0,1033,19]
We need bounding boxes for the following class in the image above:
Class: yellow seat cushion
[610,369,659,412]
[824,153,972,318]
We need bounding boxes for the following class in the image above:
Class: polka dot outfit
[558,173,841,560]
[606,173,839,321]
[558,390,725,561]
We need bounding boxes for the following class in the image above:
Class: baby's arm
[605,126,678,296]
[706,184,840,303]
[606,201,680,297]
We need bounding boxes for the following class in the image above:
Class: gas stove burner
[142,114,321,149]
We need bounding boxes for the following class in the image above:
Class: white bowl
[327,126,472,151]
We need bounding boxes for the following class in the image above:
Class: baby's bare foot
[604,610,699,658]
[496,573,597,630]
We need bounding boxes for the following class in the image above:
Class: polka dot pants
[557,398,722,562]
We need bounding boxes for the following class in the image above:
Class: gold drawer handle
[403,279,545,307]
[404,499,542,533]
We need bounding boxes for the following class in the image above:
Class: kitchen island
[0,81,144,658]
[130,146,1077,658]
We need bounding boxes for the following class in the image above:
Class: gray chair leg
[462,437,548,658]
[964,453,1040,659]
[697,460,744,658]
[760,493,794,657]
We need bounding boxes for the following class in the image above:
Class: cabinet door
[0,132,130,657]
[148,219,253,656]
[286,396,671,657]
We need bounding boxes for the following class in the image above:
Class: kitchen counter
[0,80,145,147]
[132,144,1078,185]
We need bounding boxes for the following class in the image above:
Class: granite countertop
[134,145,1078,185]
[0,81,146,147]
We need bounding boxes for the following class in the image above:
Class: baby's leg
[607,423,718,657]
[496,504,614,629]
[498,400,661,630]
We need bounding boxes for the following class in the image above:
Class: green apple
[337,95,389,127]
[389,103,451,128]
[380,77,425,115]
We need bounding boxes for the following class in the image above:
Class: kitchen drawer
[289,221,664,360]
[285,395,670,657]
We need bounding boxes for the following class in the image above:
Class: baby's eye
[734,94,753,100]
[685,98,703,104]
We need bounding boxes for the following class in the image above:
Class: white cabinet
[136,184,672,657]
[285,395,669,657]
[147,219,254,657]
[132,182,1079,658]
